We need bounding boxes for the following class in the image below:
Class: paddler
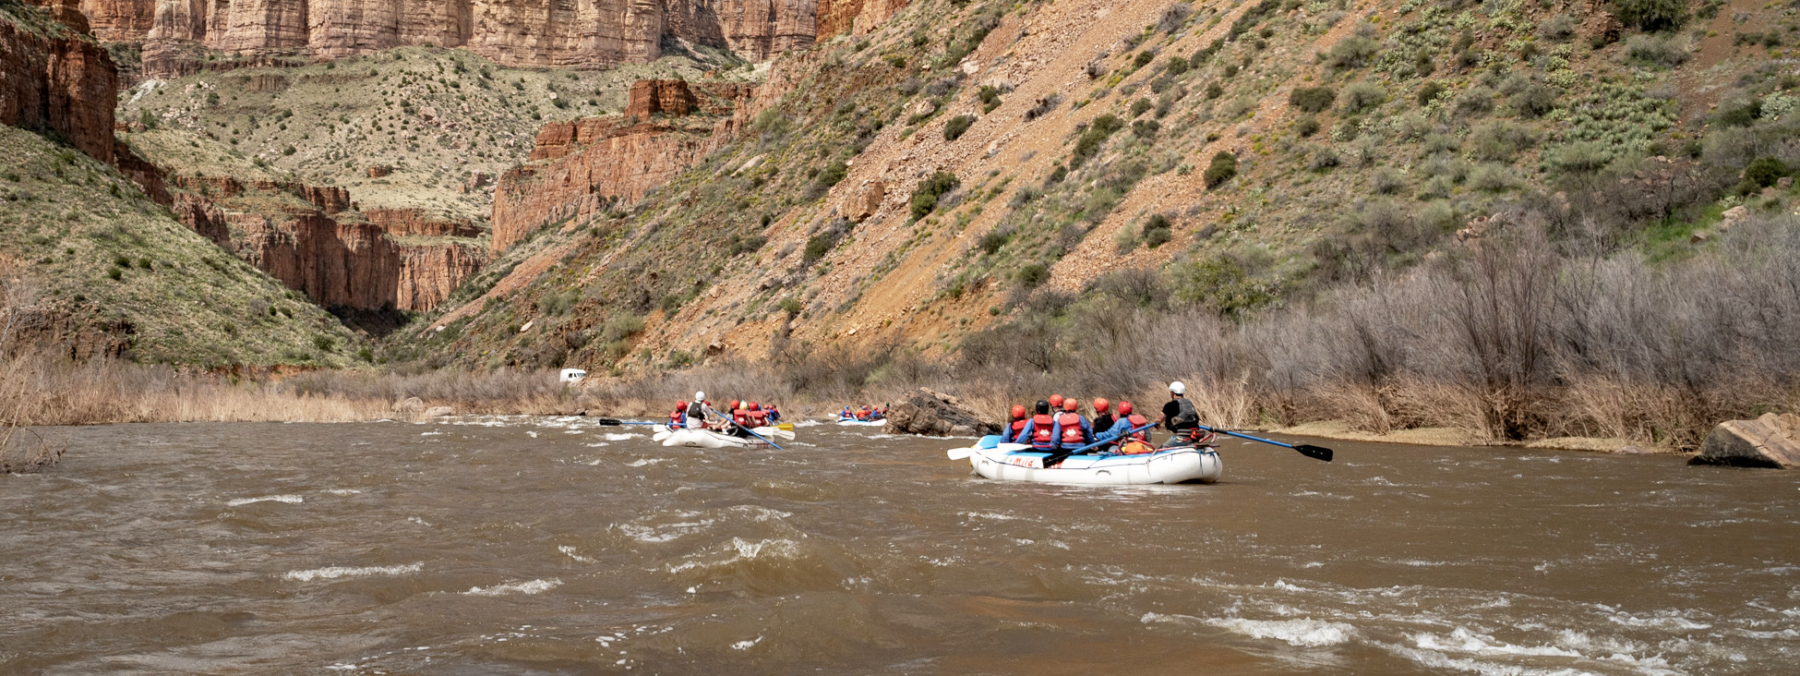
[1158,381,1211,447]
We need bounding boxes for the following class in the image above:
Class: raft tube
[654,425,784,449]
[835,418,886,426]
[963,444,1221,485]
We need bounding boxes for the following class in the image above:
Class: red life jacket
[748,411,767,427]
[1124,413,1150,441]
[1057,412,1087,447]
[733,410,749,426]
[1029,414,1056,450]
[670,408,685,426]
[1008,419,1028,443]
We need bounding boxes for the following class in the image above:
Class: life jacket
[1118,439,1157,455]
[733,410,750,427]
[685,402,707,428]
[670,408,686,427]
[1007,418,1029,443]
[747,411,767,427]
[1124,413,1150,441]
[1057,412,1087,448]
[1029,413,1056,450]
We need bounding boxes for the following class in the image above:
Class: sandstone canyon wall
[79,0,821,77]
[489,79,754,253]
[0,0,117,162]
[170,175,486,312]
[815,0,906,39]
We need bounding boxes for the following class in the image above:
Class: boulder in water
[1691,413,1800,469]
[884,389,1000,437]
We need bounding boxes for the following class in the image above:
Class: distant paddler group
[654,392,793,449]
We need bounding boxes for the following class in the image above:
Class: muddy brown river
[2,418,1796,675]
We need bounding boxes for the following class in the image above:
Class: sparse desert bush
[1327,36,1380,69]
[1454,86,1495,117]
[1342,81,1386,113]
[1469,122,1538,162]
[1614,0,1688,31]
[1295,116,1321,137]
[910,171,961,220]
[1204,151,1238,189]
[943,114,975,141]
[1539,13,1579,42]
[1289,86,1336,113]
[1417,81,1446,107]
[1624,34,1689,68]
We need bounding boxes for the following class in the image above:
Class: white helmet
[695,391,705,401]
[1169,381,1186,395]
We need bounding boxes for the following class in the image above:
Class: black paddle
[595,418,661,426]
[1196,424,1333,462]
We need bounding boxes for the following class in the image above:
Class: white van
[559,368,588,383]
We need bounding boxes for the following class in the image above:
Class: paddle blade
[947,447,975,460]
[777,423,794,431]
[1294,444,1333,462]
[596,418,622,426]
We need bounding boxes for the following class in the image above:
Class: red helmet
[1049,394,1064,410]
[677,400,688,409]
[1093,398,1110,413]
[1010,404,1026,420]
[749,401,761,411]
[1062,398,1079,412]
[730,399,741,410]
[1118,401,1134,415]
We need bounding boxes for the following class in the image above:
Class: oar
[706,405,782,450]
[1040,423,1156,468]
[1197,424,1332,462]
[948,435,1005,460]
[596,418,663,426]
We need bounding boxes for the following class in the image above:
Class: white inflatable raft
[835,418,886,427]
[653,425,792,449]
[954,442,1221,485]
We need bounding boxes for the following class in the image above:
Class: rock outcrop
[1691,413,1800,469]
[80,0,821,78]
[490,79,755,253]
[883,388,999,437]
[169,175,486,312]
[1,1,118,163]
[816,0,907,38]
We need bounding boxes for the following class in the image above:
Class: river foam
[463,579,563,596]
[228,495,304,506]
[283,562,422,582]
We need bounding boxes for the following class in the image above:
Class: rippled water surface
[3,418,1797,675]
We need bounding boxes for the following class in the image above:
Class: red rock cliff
[169,175,487,312]
[490,79,754,253]
[81,0,819,77]
[816,0,907,38]
[0,0,117,162]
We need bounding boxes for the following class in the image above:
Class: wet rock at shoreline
[1691,413,1800,469]
[883,389,999,437]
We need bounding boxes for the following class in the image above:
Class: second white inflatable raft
[954,442,1221,485]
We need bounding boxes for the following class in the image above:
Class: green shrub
[1470,122,1538,162]
[1016,262,1050,289]
[1291,87,1336,114]
[1745,156,1790,188]
[1141,214,1173,248]
[1134,51,1155,68]
[107,267,123,281]
[910,171,961,220]
[1548,141,1612,174]
[1204,151,1238,189]
[1342,81,1385,113]
[779,296,803,315]
[1205,82,1225,99]
[313,336,337,352]
[1717,99,1762,127]
[1511,83,1560,118]
[1070,114,1126,168]
[1131,98,1154,117]
[1418,80,1447,106]
[1327,36,1379,69]
[1295,116,1321,137]
[1164,56,1190,75]
[944,114,976,141]
[1624,34,1689,68]
[1132,119,1160,141]
[979,85,1002,113]
[1614,0,1687,31]
[979,227,1012,255]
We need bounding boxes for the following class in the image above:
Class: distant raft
[653,425,791,449]
[835,417,886,427]
[953,441,1221,485]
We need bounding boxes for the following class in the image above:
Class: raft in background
[653,424,793,449]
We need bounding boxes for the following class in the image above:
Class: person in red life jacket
[1091,398,1114,433]
[859,405,875,421]
[670,400,689,429]
[1095,400,1154,452]
[1048,394,1064,412]
[1052,398,1095,454]
[766,404,782,423]
[1014,400,1058,451]
[746,402,768,427]
[1000,404,1029,443]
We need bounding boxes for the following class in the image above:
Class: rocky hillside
[401,0,1800,374]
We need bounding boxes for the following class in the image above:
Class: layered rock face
[816,0,907,38]
[170,175,486,312]
[81,0,820,77]
[491,79,754,253]
[0,0,118,162]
